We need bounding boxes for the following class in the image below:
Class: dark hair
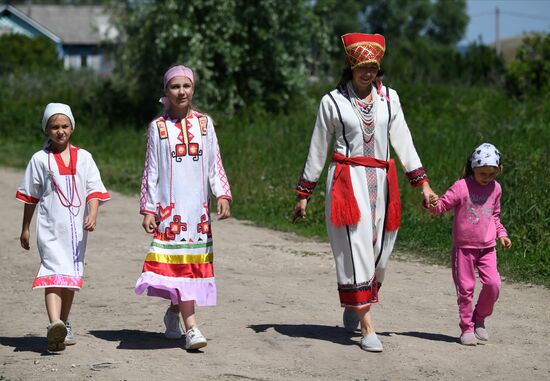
[337,66,385,89]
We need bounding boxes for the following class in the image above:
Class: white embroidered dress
[16,146,110,289]
[296,84,428,308]
[136,112,232,306]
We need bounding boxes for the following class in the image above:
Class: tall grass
[1,73,548,286]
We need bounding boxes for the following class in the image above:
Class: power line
[501,10,550,22]
[470,9,550,21]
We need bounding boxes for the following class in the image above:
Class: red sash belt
[331,152,401,231]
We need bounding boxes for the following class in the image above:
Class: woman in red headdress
[292,33,437,352]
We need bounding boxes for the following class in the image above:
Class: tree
[506,33,550,95]
[0,34,61,75]
[112,0,332,116]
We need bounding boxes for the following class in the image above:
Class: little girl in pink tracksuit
[428,143,512,346]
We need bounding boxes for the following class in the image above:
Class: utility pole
[495,6,501,55]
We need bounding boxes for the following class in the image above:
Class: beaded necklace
[47,146,82,212]
[347,82,375,143]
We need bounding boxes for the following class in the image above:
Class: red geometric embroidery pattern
[197,214,210,235]
[165,214,187,240]
[216,149,232,198]
[139,125,154,213]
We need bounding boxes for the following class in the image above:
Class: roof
[0,4,61,43]
[1,4,117,45]
[492,34,534,62]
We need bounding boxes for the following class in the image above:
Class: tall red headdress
[341,33,385,70]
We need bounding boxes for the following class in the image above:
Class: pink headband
[163,65,194,88]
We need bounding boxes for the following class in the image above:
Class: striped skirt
[135,238,216,306]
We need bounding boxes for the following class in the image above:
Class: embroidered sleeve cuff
[15,191,39,204]
[86,192,111,203]
[295,178,317,197]
[406,167,429,187]
[140,209,157,216]
[217,195,233,203]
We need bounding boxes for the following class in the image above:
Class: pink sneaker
[460,332,477,346]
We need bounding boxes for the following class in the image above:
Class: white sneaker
[185,326,207,350]
[64,320,76,345]
[163,308,183,339]
[360,332,383,352]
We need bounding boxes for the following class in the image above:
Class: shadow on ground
[247,324,458,346]
[0,335,58,355]
[88,329,188,350]
[378,331,458,343]
[248,324,357,346]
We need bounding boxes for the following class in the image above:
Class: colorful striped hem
[145,252,213,264]
[142,261,214,278]
[32,275,82,289]
[135,271,216,306]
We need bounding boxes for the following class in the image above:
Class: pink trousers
[452,247,501,333]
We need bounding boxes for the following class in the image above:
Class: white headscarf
[470,143,501,168]
[41,103,75,132]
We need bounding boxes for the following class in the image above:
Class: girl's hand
[84,215,97,231]
[142,214,157,233]
[217,198,231,220]
[499,236,512,250]
[20,229,30,250]
[292,198,308,223]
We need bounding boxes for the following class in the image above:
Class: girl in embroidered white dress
[292,34,437,352]
[17,103,110,352]
[136,65,232,351]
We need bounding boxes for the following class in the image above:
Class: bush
[506,33,550,95]
[0,34,62,75]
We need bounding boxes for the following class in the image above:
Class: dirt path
[1,167,549,381]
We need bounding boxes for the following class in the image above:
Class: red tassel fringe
[331,164,361,226]
[385,159,401,231]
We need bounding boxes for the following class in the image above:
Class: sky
[462,0,550,45]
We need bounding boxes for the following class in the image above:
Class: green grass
[1,73,548,287]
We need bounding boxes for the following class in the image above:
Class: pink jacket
[429,176,508,249]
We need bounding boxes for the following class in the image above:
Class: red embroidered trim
[406,167,429,187]
[86,192,111,202]
[16,191,39,204]
[32,274,83,289]
[295,178,317,197]
[338,278,379,307]
[52,146,79,175]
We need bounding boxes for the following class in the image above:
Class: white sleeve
[296,95,335,196]
[388,90,429,187]
[16,155,44,204]
[85,153,110,204]
[207,118,232,200]
[139,121,160,214]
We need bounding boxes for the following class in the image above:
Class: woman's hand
[142,214,157,233]
[20,229,30,250]
[499,236,512,250]
[217,198,231,220]
[292,198,308,223]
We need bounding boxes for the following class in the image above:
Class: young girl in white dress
[17,103,110,352]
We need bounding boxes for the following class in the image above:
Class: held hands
[421,182,439,209]
[217,198,231,220]
[20,229,30,250]
[499,236,512,250]
[292,198,308,223]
